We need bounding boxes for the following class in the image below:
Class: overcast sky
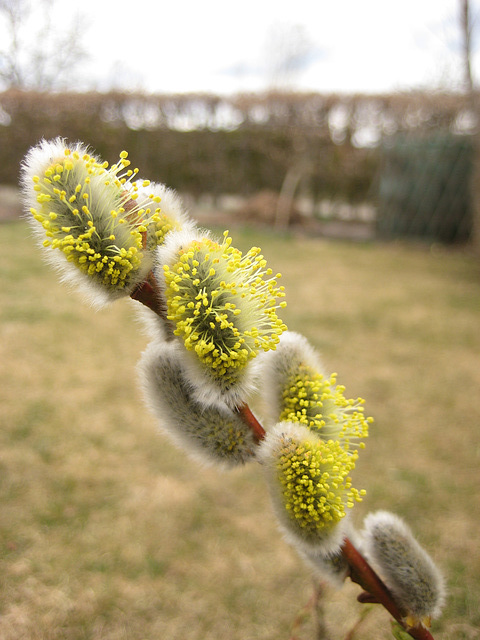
[4,0,480,94]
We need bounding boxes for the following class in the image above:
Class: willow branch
[130,271,166,318]
[130,271,437,640]
[341,538,435,640]
[130,274,270,443]
[236,402,266,443]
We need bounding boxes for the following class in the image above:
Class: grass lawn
[0,220,479,640]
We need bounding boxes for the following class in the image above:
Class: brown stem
[341,538,435,640]
[236,403,266,444]
[130,271,166,318]
[342,537,404,620]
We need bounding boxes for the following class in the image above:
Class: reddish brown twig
[341,538,435,640]
[130,271,166,318]
[236,402,266,443]
[341,537,404,621]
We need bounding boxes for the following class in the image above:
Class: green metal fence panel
[376,135,473,243]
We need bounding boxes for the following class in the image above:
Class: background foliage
[0,89,475,202]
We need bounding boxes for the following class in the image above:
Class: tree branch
[130,269,438,640]
[341,538,435,640]
[236,402,266,443]
[130,271,167,319]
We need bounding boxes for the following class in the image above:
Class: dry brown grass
[1,221,479,639]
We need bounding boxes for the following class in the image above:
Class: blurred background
[1,2,479,639]
[1,0,480,245]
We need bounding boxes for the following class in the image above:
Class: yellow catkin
[276,434,365,537]
[29,145,178,291]
[280,364,372,449]
[164,232,287,385]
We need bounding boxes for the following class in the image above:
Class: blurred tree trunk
[471,121,480,257]
[274,164,303,231]
[274,135,311,231]
[461,0,480,254]
[461,0,474,93]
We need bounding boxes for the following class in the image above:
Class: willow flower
[20,138,184,306]
[261,332,371,451]
[259,422,366,555]
[362,511,446,628]
[139,181,194,246]
[138,340,257,467]
[159,228,287,406]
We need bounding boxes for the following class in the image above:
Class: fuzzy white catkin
[258,422,348,557]
[140,181,195,233]
[155,228,272,408]
[20,138,81,207]
[20,138,122,308]
[258,331,324,426]
[297,535,350,588]
[298,516,366,588]
[138,340,257,467]
[362,511,446,622]
[20,139,192,309]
